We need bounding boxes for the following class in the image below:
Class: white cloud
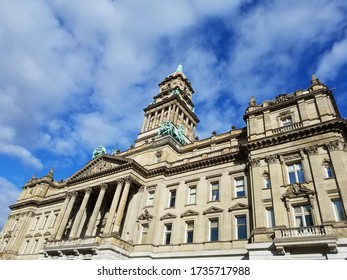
[0,177,20,231]
[0,144,43,170]
[316,32,347,81]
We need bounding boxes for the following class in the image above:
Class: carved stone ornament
[266,154,279,164]
[283,153,301,161]
[249,157,261,167]
[268,93,295,105]
[282,183,315,198]
[137,210,153,222]
[305,145,319,155]
[325,140,340,151]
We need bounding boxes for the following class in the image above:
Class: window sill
[165,206,176,210]
[207,200,220,203]
[185,203,197,207]
[143,205,154,209]
[324,177,335,180]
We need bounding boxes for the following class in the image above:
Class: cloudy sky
[0,0,347,229]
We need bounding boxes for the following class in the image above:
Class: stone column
[52,193,71,239]
[141,115,148,133]
[56,191,78,240]
[250,158,265,229]
[145,113,151,131]
[167,105,172,122]
[103,179,124,236]
[326,141,347,213]
[85,183,108,237]
[267,155,287,228]
[69,188,92,239]
[113,177,132,233]
[305,145,334,223]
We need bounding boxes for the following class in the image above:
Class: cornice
[241,118,347,151]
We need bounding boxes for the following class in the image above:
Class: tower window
[281,116,292,126]
[188,186,197,205]
[332,200,346,222]
[147,191,155,206]
[236,215,247,239]
[323,161,334,178]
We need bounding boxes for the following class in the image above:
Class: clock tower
[135,64,199,147]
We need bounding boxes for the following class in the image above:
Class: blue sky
[1,0,347,229]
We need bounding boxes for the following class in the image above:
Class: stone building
[0,66,346,260]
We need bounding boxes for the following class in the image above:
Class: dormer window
[281,116,292,126]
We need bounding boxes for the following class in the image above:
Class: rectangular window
[209,218,219,241]
[324,162,334,178]
[41,215,49,229]
[147,191,155,206]
[164,223,172,245]
[332,200,346,222]
[11,218,19,231]
[188,186,197,204]
[22,240,29,254]
[210,182,219,201]
[186,221,194,243]
[287,163,305,184]
[294,205,313,227]
[266,208,275,228]
[281,116,292,126]
[140,224,148,244]
[50,213,58,228]
[31,240,38,254]
[31,217,39,231]
[263,174,271,189]
[236,215,247,239]
[235,178,246,197]
[168,190,176,208]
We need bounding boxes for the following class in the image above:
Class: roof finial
[311,73,321,86]
[176,63,183,73]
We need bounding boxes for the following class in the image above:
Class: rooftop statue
[92,145,106,159]
[158,121,186,145]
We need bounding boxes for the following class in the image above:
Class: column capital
[116,178,125,185]
[324,140,340,151]
[248,157,261,167]
[266,154,279,164]
[305,145,319,155]
[99,183,108,190]
[124,176,133,184]
[85,187,93,194]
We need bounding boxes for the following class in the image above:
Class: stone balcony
[273,225,338,255]
[42,235,133,259]
[272,122,303,134]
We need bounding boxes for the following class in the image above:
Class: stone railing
[46,236,99,248]
[272,122,303,134]
[276,225,334,238]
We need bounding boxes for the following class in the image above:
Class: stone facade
[1,69,347,260]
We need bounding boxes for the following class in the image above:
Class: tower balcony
[272,122,303,134]
[273,225,338,255]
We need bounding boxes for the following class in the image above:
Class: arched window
[323,161,334,179]
[263,173,271,189]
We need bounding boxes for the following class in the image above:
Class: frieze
[283,153,301,161]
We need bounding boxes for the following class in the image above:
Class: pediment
[34,233,42,237]
[43,231,51,236]
[25,234,33,238]
[160,213,177,220]
[137,209,153,222]
[282,183,315,198]
[181,210,199,218]
[67,155,132,182]
[228,203,249,212]
[203,206,223,215]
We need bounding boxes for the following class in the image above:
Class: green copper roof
[176,63,183,73]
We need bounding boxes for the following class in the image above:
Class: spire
[176,63,183,73]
